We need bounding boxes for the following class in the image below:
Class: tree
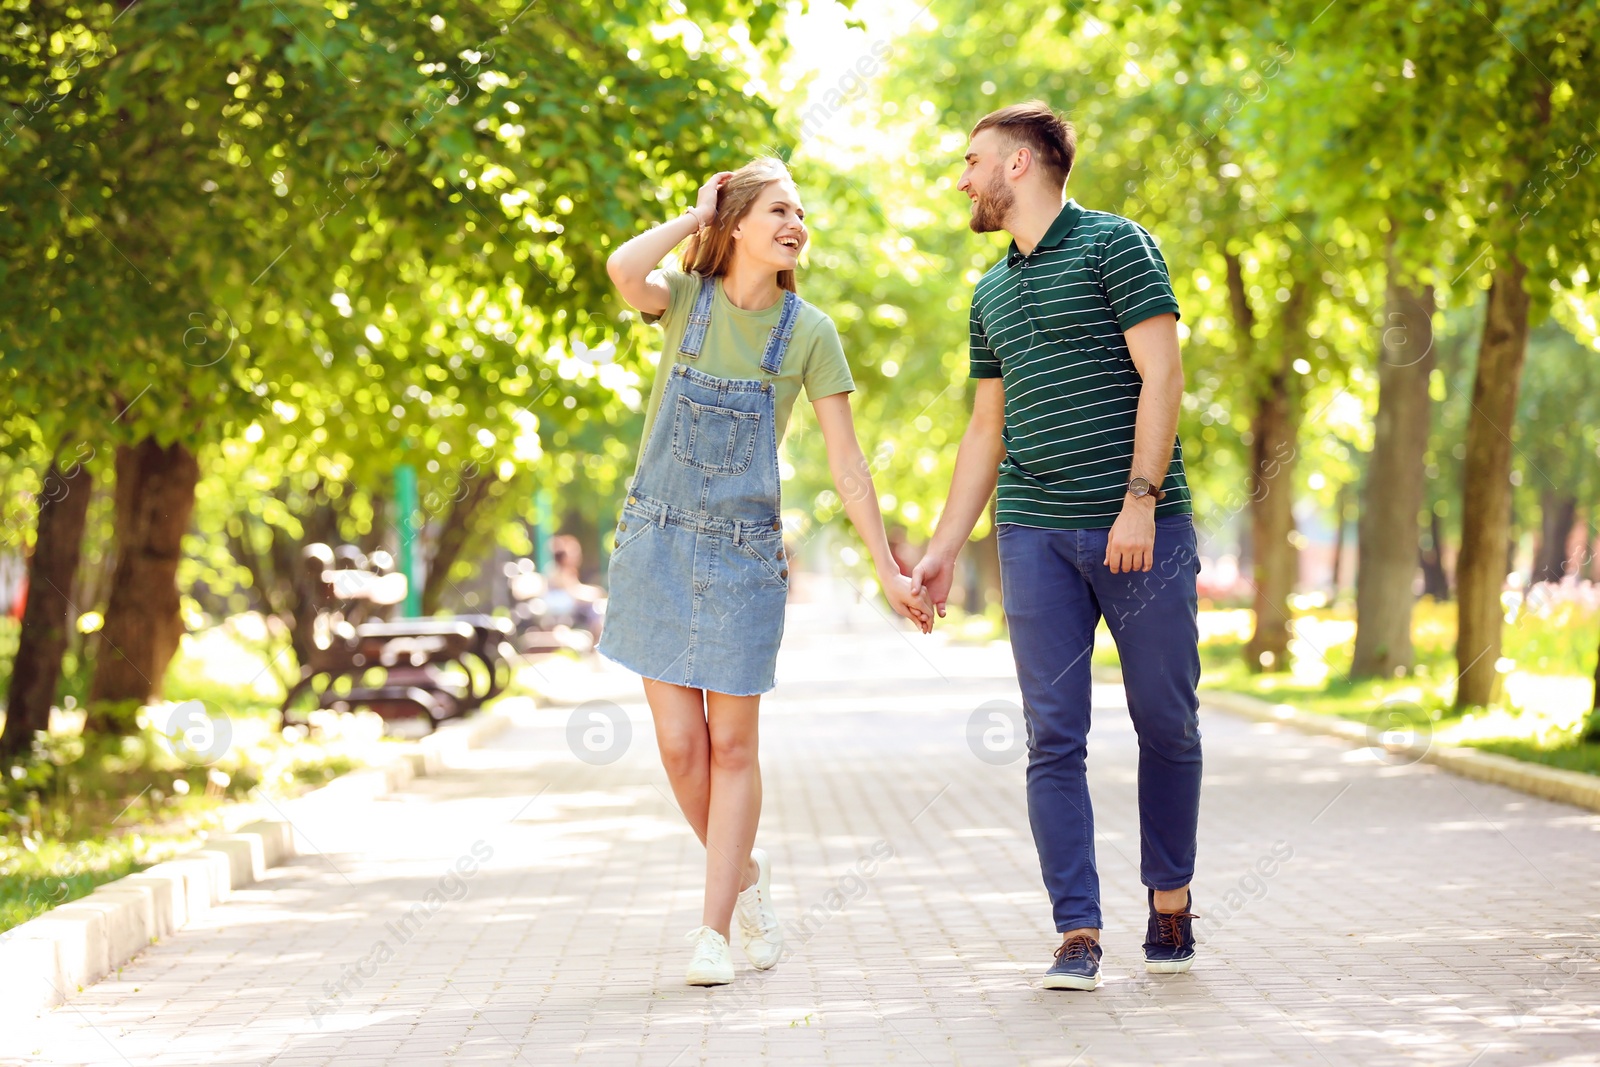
[1517,322,1600,585]
[1433,4,1599,708]
[874,0,1275,619]
[1086,7,1337,673]
[1232,256,1316,672]
[1171,0,1469,677]
[1185,0,1600,701]
[1352,237,1437,676]
[1,0,782,725]
[0,453,92,759]
[86,440,200,721]
[0,0,132,732]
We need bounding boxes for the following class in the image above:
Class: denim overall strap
[760,291,802,375]
[677,276,717,361]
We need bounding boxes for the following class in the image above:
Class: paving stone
[7,610,1599,1065]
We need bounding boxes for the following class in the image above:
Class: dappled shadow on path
[15,644,1600,1066]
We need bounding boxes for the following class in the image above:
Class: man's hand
[1115,313,1182,574]
[1104,498,1156,573]
[882,570,936,633]
[909,550,956,619]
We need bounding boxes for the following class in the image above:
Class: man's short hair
[972,101,1077,189]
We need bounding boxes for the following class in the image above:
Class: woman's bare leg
[644,678,712,843]
[702,690,762,938]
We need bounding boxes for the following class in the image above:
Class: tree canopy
[3,0,1599,739]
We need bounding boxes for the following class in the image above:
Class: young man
[910,102,1203,991]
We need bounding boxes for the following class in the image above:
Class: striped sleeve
[1100,222,1180,330]
[968,298,1001,379]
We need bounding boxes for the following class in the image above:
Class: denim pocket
[734,535,789,587]
[1153,512,1200,575]
[611,506,654,557]
[671,395,759,476]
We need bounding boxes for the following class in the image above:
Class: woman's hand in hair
[607,177,732,314]
[691,171,733,227]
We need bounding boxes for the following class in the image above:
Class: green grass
[1464,738,1600,775]
[931,603,1010,646]
[4,828,214,935]
[0,620,388,934]
[0,730,361,933]
[1171,600,1600,779]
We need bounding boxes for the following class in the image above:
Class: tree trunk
[360,493,388,556]
[1351,262,1436,677]
[1589,511,1600,582]
[1420,509,1451,600]
[1,458,93,759]
[86,438,200,725]
[1455,255,1531,708]
[1506,507,1519,579]
[1243,372,1301,672]
[227,485,340,672]
[1530,490,1576,585]
[420,467,496,615]
[964,498,1003,616]
[1588,628,1600,741]
[1329,481,1349,600]
[1233,259,1308,674]
[559,501,603,586]
[228,520,316,674]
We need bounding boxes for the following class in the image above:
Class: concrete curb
[1196,685,1600,814]
[0,706,512,1026]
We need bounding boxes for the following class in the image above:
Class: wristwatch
[1127,476,1166,502]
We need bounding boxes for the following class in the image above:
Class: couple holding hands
[597,102,1204,992]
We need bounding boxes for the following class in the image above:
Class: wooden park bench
[279,544,516,733]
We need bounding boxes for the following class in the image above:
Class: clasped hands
[887,498,1159,635]
[880,565,937,635]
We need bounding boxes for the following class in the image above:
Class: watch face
[1129,477,1150,496]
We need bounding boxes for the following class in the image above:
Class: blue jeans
[997,517,1203,932]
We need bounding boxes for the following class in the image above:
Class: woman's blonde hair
[682,157,798,293]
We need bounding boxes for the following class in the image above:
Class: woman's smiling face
[731,178,808,271]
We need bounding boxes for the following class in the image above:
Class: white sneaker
[734,847,784,970]
[684,926,734,986]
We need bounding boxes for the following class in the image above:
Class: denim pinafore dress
[598,277,799,696]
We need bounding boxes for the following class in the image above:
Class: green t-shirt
[638,270,855,452]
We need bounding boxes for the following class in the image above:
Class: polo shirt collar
[1007,199,1084,267]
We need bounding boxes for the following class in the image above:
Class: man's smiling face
[957,128,1016,234]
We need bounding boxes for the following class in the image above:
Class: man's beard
[969,171,1013,233]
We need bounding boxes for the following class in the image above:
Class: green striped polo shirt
[969,199,1191,530]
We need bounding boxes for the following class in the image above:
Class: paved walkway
[10,604,1600,1066]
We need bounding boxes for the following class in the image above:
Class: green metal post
[535,487,554,573]
[395,463,421,616]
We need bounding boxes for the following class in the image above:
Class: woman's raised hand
[691,172,733,227]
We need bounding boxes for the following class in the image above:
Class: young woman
[600,158,932,986]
